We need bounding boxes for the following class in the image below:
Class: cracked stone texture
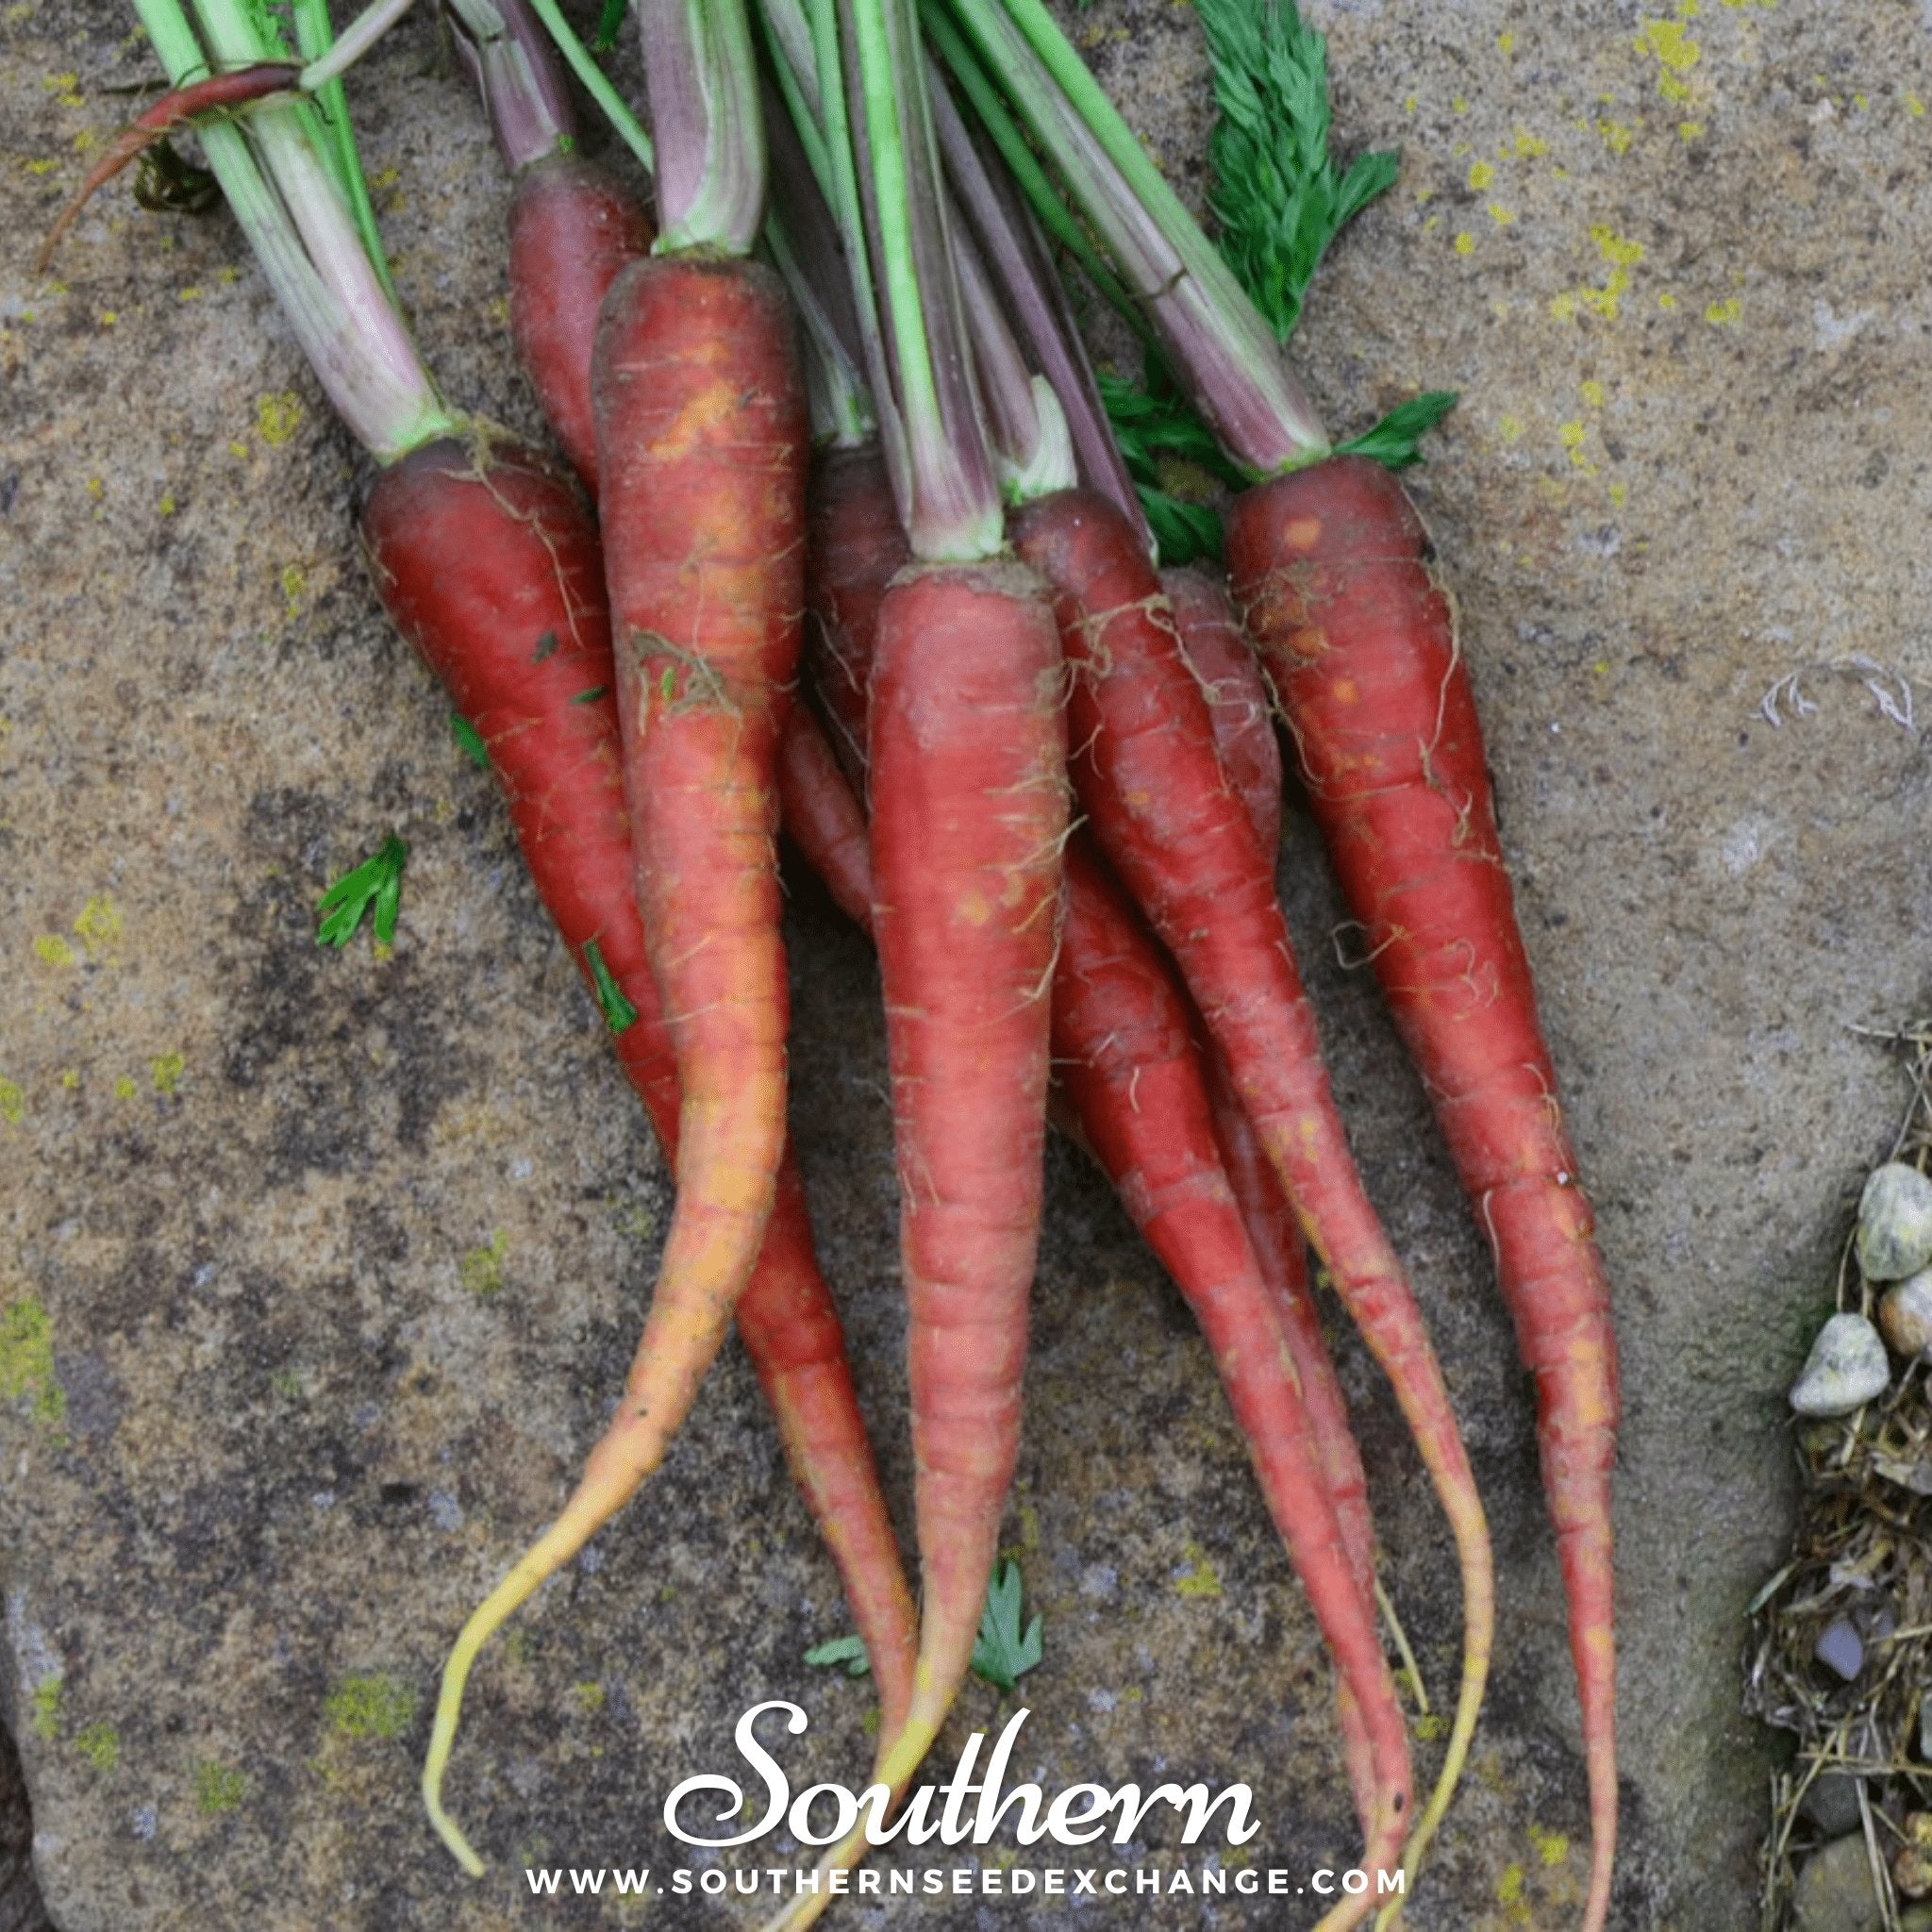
[3,1,1931,1927]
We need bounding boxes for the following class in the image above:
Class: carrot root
[1227,456,1615,1929]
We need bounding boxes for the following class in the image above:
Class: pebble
[1815,1616,1865,1682]
[1791,1314,1892,1417]
[1897,1815,1932,1901]
[1858,1164,1932,1281]
[1880,1271,1932,1357]
[1801,1773,1867,1837]
[1792,1833,1883,1932]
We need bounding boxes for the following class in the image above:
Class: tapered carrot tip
[36,64,300,275]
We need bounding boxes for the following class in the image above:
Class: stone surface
[1790,1314,1892,1419]
[4,3,1932,1930]
[1858,1163,1932,1283]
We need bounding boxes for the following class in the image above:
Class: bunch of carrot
[63,0,1620,1923]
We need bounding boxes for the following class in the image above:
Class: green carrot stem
[937,0,1328,475]
[640,0,765,257]
[754,0,835,203]
[291,0,400,301]
[917,0,1141,340]
[524,0,656,175]
[927,71,1141,538]
[442,0,578,175]
[834,0,1001,558]
[134,0,454,458]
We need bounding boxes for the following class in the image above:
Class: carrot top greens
[316,834,408,950]
[1195,0,1397,347]
[582,941,640,1034]
[969,1559,1042,1693]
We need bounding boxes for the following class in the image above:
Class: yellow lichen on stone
[1706,296,1741,325]
[29,1678,60,1741]
[1174,1541,1224,1599]
[33,934,74,967]
[1,1296,63,1428]
[150,1052,185,1096]
[1528,1822,1572,1867]
[1637,20,1702,104]
[460,1230,508,1298]
[324,1674,417,1740]
[0,1080,23,1125]
[255,391,302,447]
[1551,226,1644,323]
[73,893,121,956]
[195,1761,248,1815]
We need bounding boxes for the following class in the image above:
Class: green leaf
[570,686,609,707]
[582,940,639,1035]
[591,0,627,55]
[970,1560,1043,1693]
[1097,362,1243,566]
[451,712,490,771]
[316,834,408,950]
[1195,0,1398,345]
[531,630,559,663]
[804,1635,872,1679]
[1334,390,1459,470]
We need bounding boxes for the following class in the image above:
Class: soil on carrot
[1745,1021,1932,1930]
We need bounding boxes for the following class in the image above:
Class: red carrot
[1053,834,1412,1877]
[1167,561,1386,1835]
[473,8,810,1735]
[366,439,913,1867]
[790,465,1409,1878]
[760,21,1074,1915]
[443,1,654,496]
[508,155,652,493]
[1011,491,1491,1924]
[804,444,911,794]
[462,10,910,1685]
[777,703,876,931]
[868,558,1068,1779]
[1228,455,1620,1929]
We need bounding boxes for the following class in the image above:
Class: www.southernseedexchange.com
[520,1863,1407,1904]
